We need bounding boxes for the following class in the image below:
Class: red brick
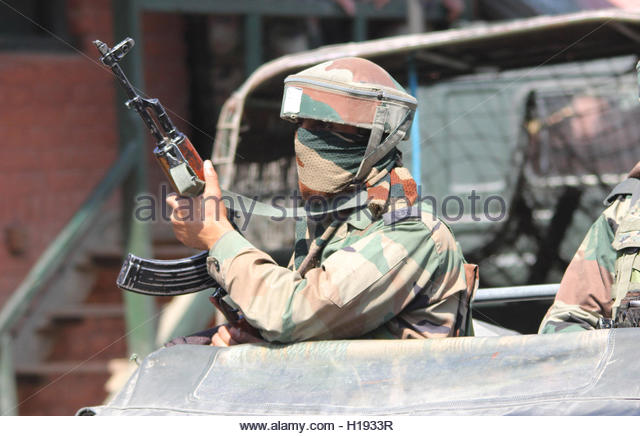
[1,0,190,415]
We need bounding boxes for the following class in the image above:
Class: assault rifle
[94,38,241,325]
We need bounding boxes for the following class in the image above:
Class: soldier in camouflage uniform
[167,57,476,345]
[539,162,640,334]
[539,64,640,334]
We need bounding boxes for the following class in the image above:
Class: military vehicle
[81,10,640,415]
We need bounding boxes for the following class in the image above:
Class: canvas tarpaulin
[79,328,640,415]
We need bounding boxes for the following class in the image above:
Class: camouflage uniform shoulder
[339,198,461,256]
[359,199,462,261]
[415,199,460,250]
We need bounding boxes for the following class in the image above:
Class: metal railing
[0,141,147,415]
[473,283,559,305]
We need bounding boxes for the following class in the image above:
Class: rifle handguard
[154,135,206,197]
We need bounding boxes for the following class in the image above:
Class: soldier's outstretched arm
[206,215,467,343]
[539,196,630,333]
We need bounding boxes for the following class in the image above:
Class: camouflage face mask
[294,127,397,199]
[294,127,369,199]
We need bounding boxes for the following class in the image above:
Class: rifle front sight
[93,38,135,67]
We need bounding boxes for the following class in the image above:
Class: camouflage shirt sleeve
[207,211,468,343]
[539,195,631,334]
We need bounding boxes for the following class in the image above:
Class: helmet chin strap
[352,105,413,184]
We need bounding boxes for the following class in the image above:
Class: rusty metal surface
[80,328,640,415]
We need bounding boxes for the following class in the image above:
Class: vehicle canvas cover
[79,329,640,415]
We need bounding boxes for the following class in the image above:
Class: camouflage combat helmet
[281,57,417,183]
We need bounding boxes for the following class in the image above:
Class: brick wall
[0,0,188,308]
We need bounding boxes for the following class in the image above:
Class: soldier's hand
[166,160,233,250]
[211,324,264,347]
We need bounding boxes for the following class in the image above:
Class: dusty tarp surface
[80,329,640,415]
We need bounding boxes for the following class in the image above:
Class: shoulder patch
[382,206,421,226]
